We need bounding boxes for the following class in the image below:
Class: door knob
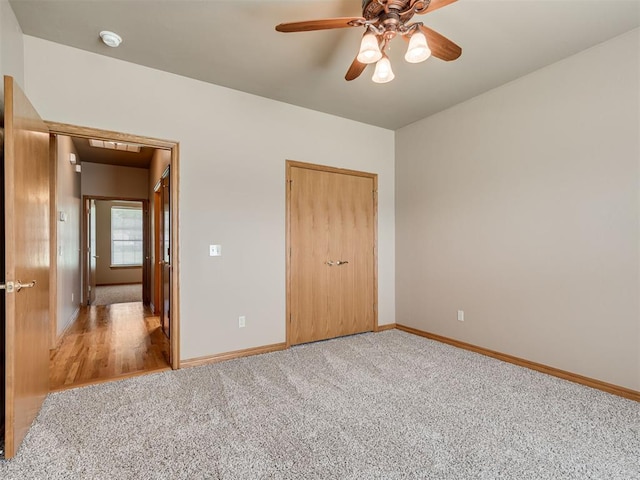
[336,260,349,266]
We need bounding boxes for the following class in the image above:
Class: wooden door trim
[49,134,58,348]
[285,160,379,347]
[46,122,180,370]
[3,76,17,459]
[287,160,378,179]
[45,122,178,149]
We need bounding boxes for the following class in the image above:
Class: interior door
[2,76,50,459]
[153,188,162,315]
[142,201,150,305]
[289,164,375,345]
[87,199,97,305]
[161,169,171,338]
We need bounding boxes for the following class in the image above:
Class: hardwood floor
[50,303,170,391]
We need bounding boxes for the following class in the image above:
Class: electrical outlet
[457,310,464,322]
[238,316,246,328]
[209,244,222,257]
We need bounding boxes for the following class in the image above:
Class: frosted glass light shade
[405,31,431,63]
[372,56,395,83]
[357,33,382,64]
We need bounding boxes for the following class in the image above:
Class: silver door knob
[336,260,349,266]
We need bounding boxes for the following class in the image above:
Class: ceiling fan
[275,0,462,83]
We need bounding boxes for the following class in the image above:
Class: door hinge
[0,281,15,293]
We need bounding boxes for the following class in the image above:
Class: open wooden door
[87,198,98,305]
[2,76,50,459]
[160,168,171,338]
[142,201,150,305]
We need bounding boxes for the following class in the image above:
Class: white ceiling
[9,0,640,130]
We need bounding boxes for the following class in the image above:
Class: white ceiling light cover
[99,30,122,48]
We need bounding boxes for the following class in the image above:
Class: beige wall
[0,0,24,105]
[55,135,81,335]
[94,200,143,285]
[148,149,171,309]
[395,29,640,390]
[23,36,396,361]
[81,162,149,199]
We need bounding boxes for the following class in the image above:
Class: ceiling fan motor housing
[363,0,384,19]
[363,1,431,22]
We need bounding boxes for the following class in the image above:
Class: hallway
[50,303,170,391]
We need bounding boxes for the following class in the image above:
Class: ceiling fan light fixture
[372,56,395,84]
[357,32,382,64]
[405,31,431,63]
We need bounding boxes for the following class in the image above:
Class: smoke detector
[100,31,123,48]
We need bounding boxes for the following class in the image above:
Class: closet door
[288,162,376,345]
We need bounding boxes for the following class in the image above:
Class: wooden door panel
[161,170,171,338]
[332,173,374,338]
[89,199,97,305]
[290,167,332,344]
[3,76,50,459]
[153,190,162,315]
[142,202,150,305]
[289,164,375,346]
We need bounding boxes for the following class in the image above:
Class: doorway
[83,197,147,307]
[46,122,180,390]
[286,160,378,346]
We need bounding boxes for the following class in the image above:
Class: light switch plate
[209,244,222,257]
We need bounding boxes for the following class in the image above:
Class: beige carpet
[1,330,637,478]
[92,284,142,306]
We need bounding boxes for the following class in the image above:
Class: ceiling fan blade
[275,17,365,33]
[419,0,458,14]
[420,25,462,61]
[345,56,367,81]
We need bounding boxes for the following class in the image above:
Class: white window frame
[110,205,143,267]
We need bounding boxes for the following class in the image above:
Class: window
[111,205,143,266]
